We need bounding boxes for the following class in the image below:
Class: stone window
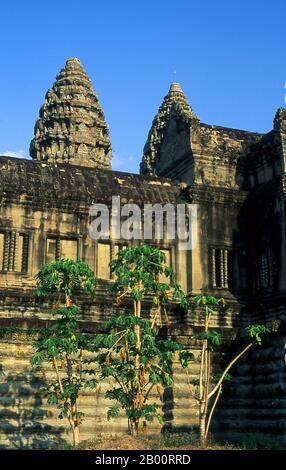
[259,248,273,288]
[46,238,60,264]
[0,231,29,273]
[210,247,234,289]
[46,237,78,264]
[97,242,129,281]
[97,242,111,280]
[96,242,172,283]
[113,243,127,259]
[61,239,78,261]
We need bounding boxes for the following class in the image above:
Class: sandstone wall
[0,288,239,449]
[0,333,201,449]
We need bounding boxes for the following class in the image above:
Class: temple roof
[140,82,265,179]
[0,156,185,210]
[30,58,112,169]
[140,82,195,175]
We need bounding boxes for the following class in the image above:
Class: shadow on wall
[0,363,66,449]
[210,146,286,441]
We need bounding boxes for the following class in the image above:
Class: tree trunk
[72,422,80,447]
[66,294,73,307]
[130,417,139,436]
[134,299,141,373]
[198,309,210,448]
[199,403,207,447]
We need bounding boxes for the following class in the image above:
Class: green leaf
[157,414,165,425]
[197,330,222,349]
[107,405,120,420]
[179,350,195,368]
[246,324,270,346]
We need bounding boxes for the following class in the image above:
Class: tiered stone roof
[140,82,196,175]
[30,58,112,169]
[0,156,185,210]
[140,82,265,186]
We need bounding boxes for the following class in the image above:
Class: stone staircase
[212,333,286,443]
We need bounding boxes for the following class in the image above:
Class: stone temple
[1,57,286,447]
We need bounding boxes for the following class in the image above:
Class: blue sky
[0,0,285,173]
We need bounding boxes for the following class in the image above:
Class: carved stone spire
[140,82,197,175]
[30,58,112,169]
[273,107,286,132]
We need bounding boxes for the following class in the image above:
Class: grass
[239,433,286,450]
[61,431,286,451]
[68,432,238,451]
[145,431,198,449]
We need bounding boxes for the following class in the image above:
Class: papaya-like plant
[183,294,270,447]
[31,259,97,447]
[93,244,189,435]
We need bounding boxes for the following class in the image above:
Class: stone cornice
[182,184,249,206]
[0,156,187,210]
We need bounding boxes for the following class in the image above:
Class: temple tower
[30,58,112,168]
[140,82,195,176]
